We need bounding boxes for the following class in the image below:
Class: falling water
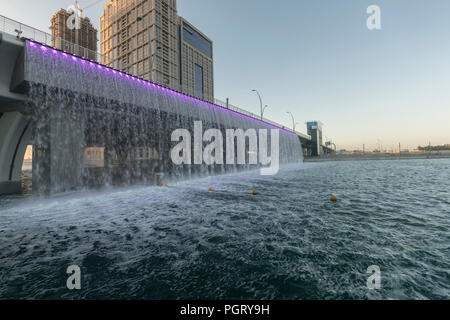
[23,41,303,194]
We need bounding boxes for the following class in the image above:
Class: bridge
[0,32,31,194]
[0,15,333,195]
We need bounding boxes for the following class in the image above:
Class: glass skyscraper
[100,0,214,102]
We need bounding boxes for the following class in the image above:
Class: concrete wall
[0,32,30,194]
[0,33,27,108]
[0,112,32,194]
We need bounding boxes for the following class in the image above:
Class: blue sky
[1,0,450,150]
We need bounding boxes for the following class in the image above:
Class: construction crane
[70,0,104,57]
[75,0,106,17]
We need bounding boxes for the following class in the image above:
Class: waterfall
[24,41,303,194]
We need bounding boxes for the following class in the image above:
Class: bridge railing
[214,99,311,140]
[0,14,117,67]
[0,14,311,140]
[1,14,52,44]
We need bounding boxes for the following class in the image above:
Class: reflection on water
[1,159,449,300]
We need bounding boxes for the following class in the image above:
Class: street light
[14,29,23,39]
[252,89,263,120]
[137,16,161,82]
[262,105,269,119]
[287,112,295,131]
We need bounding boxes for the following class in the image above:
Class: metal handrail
[215,99,311,140]
[0,14,118,66]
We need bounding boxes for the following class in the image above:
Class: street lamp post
[252,89,263,120]
[287,112,295,131]
[262,105,269,119]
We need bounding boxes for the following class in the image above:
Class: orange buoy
[330,195,338,201]
[165,184,169,187]
[209,187,214,192]
[252,190,259,195]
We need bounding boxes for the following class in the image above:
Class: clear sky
[1,0,450,150]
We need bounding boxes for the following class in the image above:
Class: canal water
[0,159,449,300]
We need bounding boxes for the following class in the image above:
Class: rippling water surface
[0,159,449,300]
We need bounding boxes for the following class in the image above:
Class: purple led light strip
[26,39,296,136]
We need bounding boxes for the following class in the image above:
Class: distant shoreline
[304,154,450,162]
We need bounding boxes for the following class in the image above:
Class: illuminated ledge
[13,39,297,136]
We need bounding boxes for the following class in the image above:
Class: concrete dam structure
[0,33,303,195]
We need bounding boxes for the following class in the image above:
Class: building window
[195,64,203,99]
[182,23,212,58]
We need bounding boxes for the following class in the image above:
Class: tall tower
[178,17,214,102]
[51,8,98,61]
[307,121,323,157]
[100,0,179,88]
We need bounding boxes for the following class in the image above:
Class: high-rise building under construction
[100,0,214,102]
[51,8,98,60]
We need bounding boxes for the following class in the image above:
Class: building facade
[307,121,323,157]
[178,17,214,102]
[51,9,98,60]
[100,0,179,89]
[100,0,214,102]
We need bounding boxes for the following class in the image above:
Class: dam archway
[0,111,32,194]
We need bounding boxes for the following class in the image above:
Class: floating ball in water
[330,195,338,201]
[165,184,169,187]
[209,187,214,192]
[252,190,259,195]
